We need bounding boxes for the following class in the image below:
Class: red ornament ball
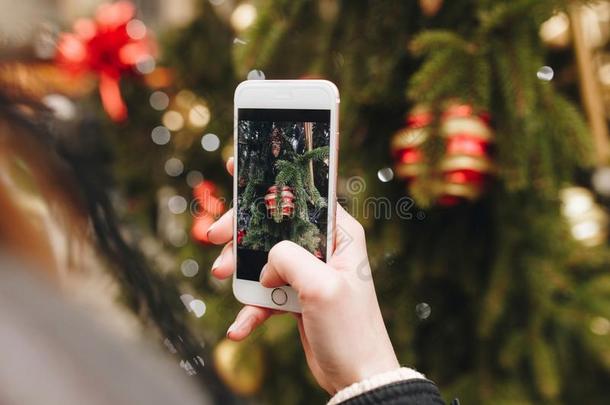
[265,185,295,218]
[237,229,246,245]
[391,102,494,206]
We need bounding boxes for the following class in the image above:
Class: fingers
[207,208,233,245]
[261,241,337,300]
[296,316,333,393]
[226,157,234,177]
[211,242,234,279]
[208,157,234,245]
[335,204,366,252]
[226,305,273,341]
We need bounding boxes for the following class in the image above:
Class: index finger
[207,208,233,245]
[207,157,234,245]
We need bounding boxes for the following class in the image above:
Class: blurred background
[2,0,610,404]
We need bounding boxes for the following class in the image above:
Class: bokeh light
[42,94,76,121]
[537,66,554,81]
[189,104,211,128]
[151,126,171,145]
[149,91,170,111]
[126,19,146,40]
[135,56,156,74]
[186,170,204,188]
[377,167,394,182]
[181,259,200,277]
[165,157,184,177]
[201,133,220,151]
[247,69,265,80]
[231,3,257,31]
[176,90,196,108]
[163,110,185,131]
[189,299,207,318]
[168,229,188,247]
[415,302,431,320]
[168,195,188,214]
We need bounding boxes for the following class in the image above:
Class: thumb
[334,204,367,254]
[261,240,337,299]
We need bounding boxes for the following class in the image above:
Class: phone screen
[236,108,331,281]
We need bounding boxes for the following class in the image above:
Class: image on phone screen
[236,108,331,281]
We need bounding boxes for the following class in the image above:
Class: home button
[271,288,288,306]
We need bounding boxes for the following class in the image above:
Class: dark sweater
[338,379,446,405]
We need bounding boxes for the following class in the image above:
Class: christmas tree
[71,0,610,404]
[236,119,329,254]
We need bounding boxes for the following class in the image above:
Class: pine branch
[410,31,473,56]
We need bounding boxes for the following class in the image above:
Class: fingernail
[211,254,222,272]
[259,265,267,283]
[206,223,216,241]
[226,321,238,337]
[226,316,249,337]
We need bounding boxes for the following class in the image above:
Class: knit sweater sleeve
[327,368,445,405]
[335,379,445,405]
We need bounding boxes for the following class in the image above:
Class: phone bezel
[232,80,339,313]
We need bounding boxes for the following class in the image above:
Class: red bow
[55,1,155,122]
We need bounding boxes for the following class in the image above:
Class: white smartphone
[232,80,340,313]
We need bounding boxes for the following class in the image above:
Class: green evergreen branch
[410,31,473,55]
[275,145,329,208]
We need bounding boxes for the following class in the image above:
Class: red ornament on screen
[265,185,295,219]
[237,229,246,245]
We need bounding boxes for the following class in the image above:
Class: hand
[208,158,399,393]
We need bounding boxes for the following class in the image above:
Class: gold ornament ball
[419,0,443,17]
[213,338,265,396]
